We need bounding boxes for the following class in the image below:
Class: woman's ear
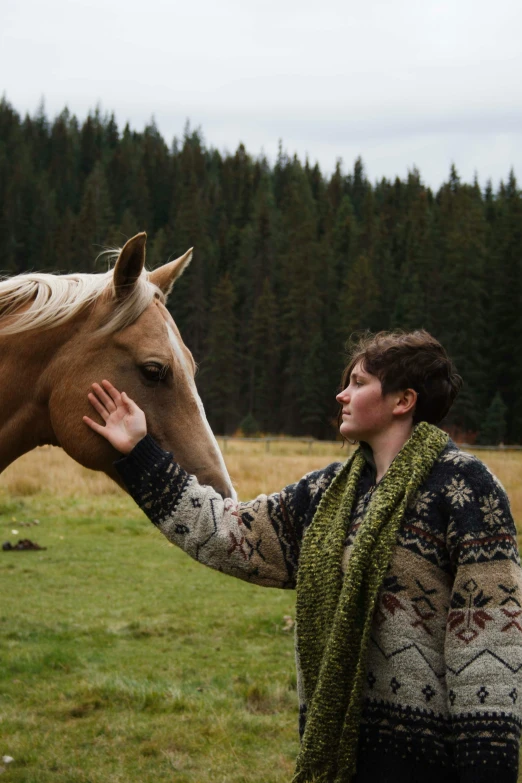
[393,388,418,417]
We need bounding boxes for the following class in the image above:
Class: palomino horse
[0,233,236,499]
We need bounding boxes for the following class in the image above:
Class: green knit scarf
[293,422,449,783]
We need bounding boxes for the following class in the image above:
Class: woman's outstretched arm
[84,381,343,589]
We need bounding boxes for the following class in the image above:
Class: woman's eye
[141,363,169,382]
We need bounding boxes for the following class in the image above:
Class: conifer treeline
[1,98,521,441]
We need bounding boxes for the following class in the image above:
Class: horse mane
[0,253,162,337]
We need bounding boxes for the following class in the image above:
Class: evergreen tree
[276,158,325,434]
[26,173,58,269]
[79,110,104,180]
[332,195,358,276]
[239,412,260,437]
[248,278,281,432]
[200,274,240,434]
[48,108,80,214]
[75,161,114,270]
[22,99,50,174]
[54,208,76,271]
[168,173,213,356]
[348,156,367,220]
[298,331,331,438]
[338,253,380,343]
[434,172,487,432]
[142,120,172,232]
[166,129,215,357]
[477,392,508,445]
[148,227,170,269]
[487,171,522,441]
[392,188,436,331]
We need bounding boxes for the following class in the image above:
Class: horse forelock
[0,266,163,337]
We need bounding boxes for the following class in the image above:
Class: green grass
[0,494,298,782]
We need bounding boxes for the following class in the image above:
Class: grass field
[0,441,521,782]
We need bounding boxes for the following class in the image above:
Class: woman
[84,330,522,783]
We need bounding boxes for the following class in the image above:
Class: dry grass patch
[1,445,122,497]
[0,441,520,527]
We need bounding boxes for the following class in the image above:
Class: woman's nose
[336,388,349,404]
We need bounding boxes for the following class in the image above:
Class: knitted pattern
[293,422,449,783]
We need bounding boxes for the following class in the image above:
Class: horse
[0,232,236,500]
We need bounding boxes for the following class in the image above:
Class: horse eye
[141,363,169,382]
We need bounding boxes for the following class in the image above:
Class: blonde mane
[0,257,161,337]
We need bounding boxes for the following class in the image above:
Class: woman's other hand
[83,380,147,454]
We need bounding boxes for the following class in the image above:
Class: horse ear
[148,248,193,298]
[113,232,147,298]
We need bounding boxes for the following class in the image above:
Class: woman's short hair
[340,330,462,425]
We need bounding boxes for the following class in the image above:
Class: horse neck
[0,327,66,472]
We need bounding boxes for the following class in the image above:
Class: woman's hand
[83,380,147,454]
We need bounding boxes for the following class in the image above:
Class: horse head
[6,233,236,499]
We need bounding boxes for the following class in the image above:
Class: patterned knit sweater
[115,435,522,783]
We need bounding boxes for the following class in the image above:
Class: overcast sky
[2,0,521,189]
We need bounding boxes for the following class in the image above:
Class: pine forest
[1,98,521,442]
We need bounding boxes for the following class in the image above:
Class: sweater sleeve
[115,434,341,589]
[443,454,522,782]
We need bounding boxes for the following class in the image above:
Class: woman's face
[336,361,398,442]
